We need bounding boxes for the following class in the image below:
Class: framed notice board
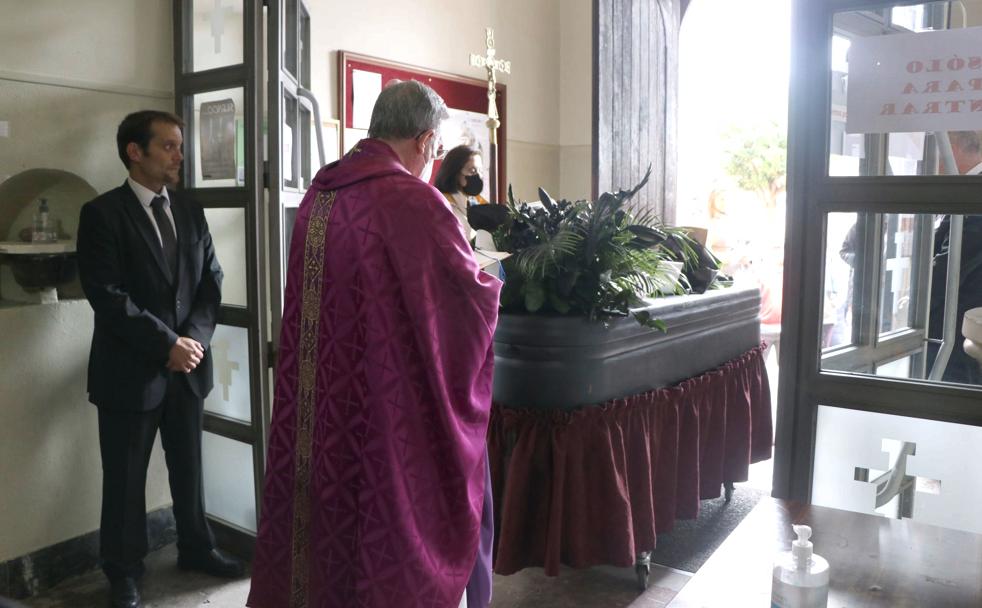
[338,50,506,200]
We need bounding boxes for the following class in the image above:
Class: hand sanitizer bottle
[771,524,829,608]
[32,198,50,243]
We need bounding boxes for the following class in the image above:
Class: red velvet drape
[488,344,772,575]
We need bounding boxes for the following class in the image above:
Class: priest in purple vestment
[247,80,502,608]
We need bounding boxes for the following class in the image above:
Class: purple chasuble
[247,139,501,608]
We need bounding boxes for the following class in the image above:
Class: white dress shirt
[127,177,177,246]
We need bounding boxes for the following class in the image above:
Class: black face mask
[462,173,484,196]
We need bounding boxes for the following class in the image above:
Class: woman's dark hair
[433,145,479,194]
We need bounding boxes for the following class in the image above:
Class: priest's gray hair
[368,79,449,140]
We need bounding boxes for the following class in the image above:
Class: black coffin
[492,286,762,409]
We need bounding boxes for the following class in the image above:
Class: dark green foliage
[493,167,697,329]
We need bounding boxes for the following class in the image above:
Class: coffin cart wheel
[724,481,735,503]
[635,551,652,590]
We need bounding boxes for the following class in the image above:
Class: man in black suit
[77,110,243,608]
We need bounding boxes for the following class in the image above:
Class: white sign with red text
[846,25,982,133]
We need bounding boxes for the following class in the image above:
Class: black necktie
[150,196,178,278]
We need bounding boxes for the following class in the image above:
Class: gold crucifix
[470,27,511,124]
[470,27,511,202]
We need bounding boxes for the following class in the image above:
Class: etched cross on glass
[210,0,235,54]
[854,438,941,519]
[212,338,240,402]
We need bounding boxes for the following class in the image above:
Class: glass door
[173,0,269,552]
[778,0,982,535]
[268,0,315,350]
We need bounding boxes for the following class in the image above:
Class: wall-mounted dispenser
[0,169,95,304]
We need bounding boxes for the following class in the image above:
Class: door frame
[172,0,269,553]
[775,0,982,501]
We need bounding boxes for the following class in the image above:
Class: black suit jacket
[77,182,223,411]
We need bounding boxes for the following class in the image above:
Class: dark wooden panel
[594,0,679,223]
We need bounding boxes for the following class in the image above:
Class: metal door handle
[297,86,325,168]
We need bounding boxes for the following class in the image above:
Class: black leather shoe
[177,548,245,578]
[108,577,141,608]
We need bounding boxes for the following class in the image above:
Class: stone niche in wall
[0,169,95,305]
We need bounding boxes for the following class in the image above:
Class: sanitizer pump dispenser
[771,524,830,608]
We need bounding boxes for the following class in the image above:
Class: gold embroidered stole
[290,189,336,607]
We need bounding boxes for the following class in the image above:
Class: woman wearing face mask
[433,145,489,241]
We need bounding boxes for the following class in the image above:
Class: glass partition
[829,1,982,178]
[202,432,257,532]
[204,208,247,307]
[204,324,251,422]
[813,406,982,534]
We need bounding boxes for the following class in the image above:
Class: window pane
[821,211,982,387]
[204,324,251,422]
[204,208,246,307]
[823,212,859,349]
[284,0,298,78]
[190,0,244,72]
[284,205,298,262]
[202,432,256,532]
[879,214,917,334]
[283,91,299,189]
[300,5,311,87]
[813,406,982,535]
[188,88,246,188]
[829,2,982,177]
[875,354,916,379]
[300,105,312,188]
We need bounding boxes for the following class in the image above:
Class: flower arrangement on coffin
[469,167,725,330]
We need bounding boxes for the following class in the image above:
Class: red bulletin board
[338,50,506,200]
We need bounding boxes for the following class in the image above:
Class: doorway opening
[677,0,793,493]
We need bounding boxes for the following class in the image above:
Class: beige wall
[559,0,593,201]
[0,1,172,99]
[0,302,172,562]
[0,0,175,562]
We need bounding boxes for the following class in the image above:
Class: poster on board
[444,108,492,200]
[200,99,236,180]
[339,51,507,200]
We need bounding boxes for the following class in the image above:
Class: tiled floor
[22,464,783,607]
[22,545,248,608]
[490,564,690,608]
[23,460,779,608]
[22,544,690,608]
